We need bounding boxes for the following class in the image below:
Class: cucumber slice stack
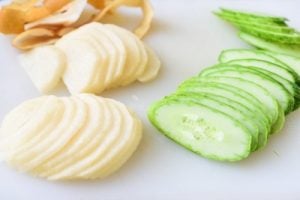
[215,8,300,57]
[148,48,300,162]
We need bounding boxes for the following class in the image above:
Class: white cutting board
[1,0,300,199]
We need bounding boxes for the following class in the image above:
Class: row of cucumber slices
[148,49,300,161]
[215,8,300,57]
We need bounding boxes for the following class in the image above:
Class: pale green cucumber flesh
[148,99,252,161]
[192,76,284,133]
[239,32,300,58]
[218,49,299,80]
[199,65,294,113]
[177,84,269,149]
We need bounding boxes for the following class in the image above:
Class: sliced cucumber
[179,79,272,125]
[225,59,295,83]
[219,49,299,79]
[239,32,300,57]
[178,83,269,149]
[148,98,252,161]
[174,92,259,150]
[219,8,287,24]
[192,76,285,134]
[262,51,300,76]
[214,14,294,33]
[237,25,300,45]
[200,65,294,113]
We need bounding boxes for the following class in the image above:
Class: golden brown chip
[56,26,75,36]
[44,0,71,12]
[13,28,58,50]
[25,0,71,22]
[24,6,51,22]
[88,0,106,9]
[93,0,153,38]
[0,6,25,34]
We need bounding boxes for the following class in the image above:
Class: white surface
[1,0,300,199]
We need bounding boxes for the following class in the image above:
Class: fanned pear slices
[54,22,161,94]
[19,45,66,93]
[0,94,142,180]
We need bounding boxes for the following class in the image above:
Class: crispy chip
[25,6,51,22]
[44,0,71,12]
[56,26,75,36]
[93,0,153,38]
[88,0,106,9]
[13,28,58,50]
[25,0,71,22]
[0,6,25,34]
[25,0,87,30]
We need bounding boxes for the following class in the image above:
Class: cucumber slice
[262,51,300,76]
[200,65,294,113]
[239,32,300,57]
[179,79,272,125]
[214,14,294,33]
[148,98,252,161]
[225,59,295,83]
[223,60,300,109]
[219,49,299,80]
[237,26,300,45]
[173,92,259,150]
[178,83,269,149]
[190,76,285,134]
[218,8,287,24]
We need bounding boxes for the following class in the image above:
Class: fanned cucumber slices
[148,46,300,161]
[215,8,300,57]
[0,94,142,180]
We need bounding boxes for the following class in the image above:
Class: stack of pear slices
[19,22,161,94]
[0,94,142,180]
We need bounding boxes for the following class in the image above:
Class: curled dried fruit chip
[25,0,87,30]
[13,28,58,50]
[88,0,105,9]
[56,26,75,36]
[0,6,25,34]
[25,0,71,22]
[93,0,153,38]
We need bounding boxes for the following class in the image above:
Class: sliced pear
[55,37,101,94]
[137,44,161,82]
[100,117,142,178]
[80,99,141,179]
[105,24,142,86]
[58,24,111,93]
[38,94,105,177]
[10,97,86,173]
[47,96,117,180]
[1,96,64,165]
[92,23,127,88]
[25,0,87,30]
[19,45,66,93]
[0,97,45,144]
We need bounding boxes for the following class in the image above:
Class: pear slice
[137,44,161,82]
[55,36,101,94]
[38,94,105,177]
[1,96,64,165]
[17,97,87,173]
[105,24,142,87]
[80,98,141,179]
[48,96,118,180]
[19,45,66,93]
[92,23,127,88]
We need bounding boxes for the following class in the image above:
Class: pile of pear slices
[19,22,161,94]
[0,94,142,180]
